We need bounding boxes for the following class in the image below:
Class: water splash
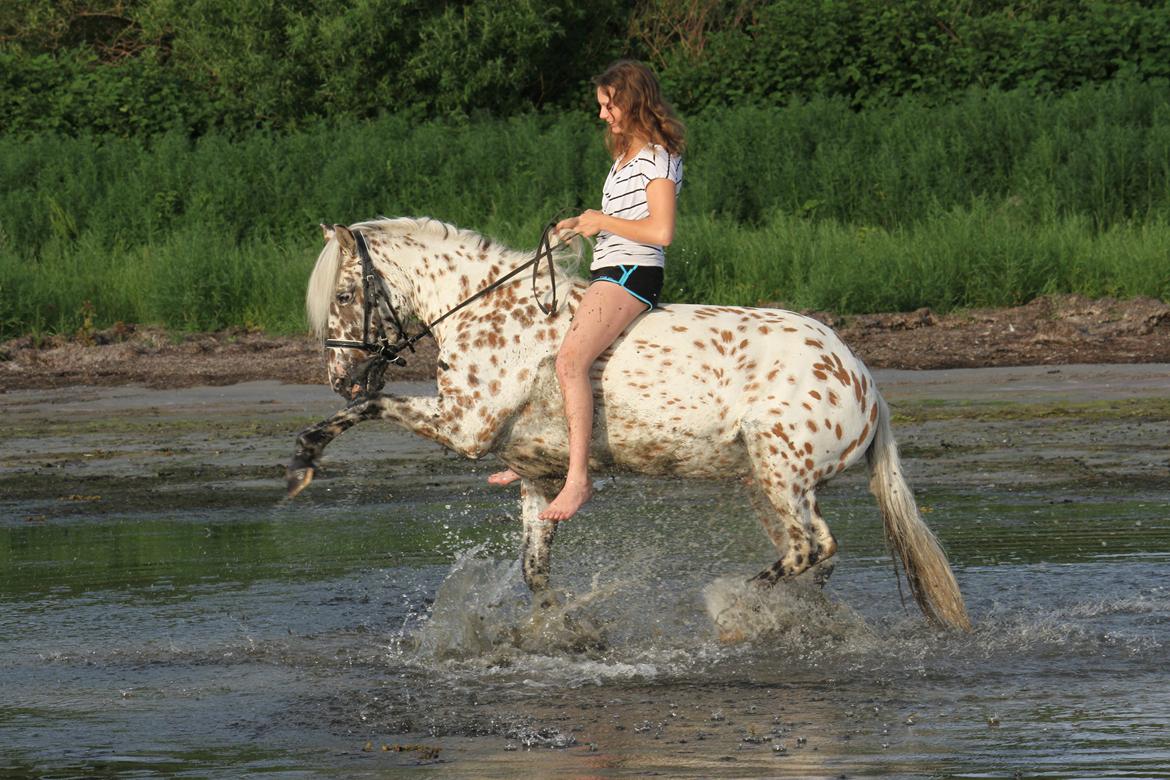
[406,548,615,664]
[703,574,873,647]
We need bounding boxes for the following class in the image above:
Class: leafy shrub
[661,0,1170,111]
[3,0,1168,135]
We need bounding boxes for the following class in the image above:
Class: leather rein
[324,221,563,396]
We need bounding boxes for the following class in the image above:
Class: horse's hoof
[285,463,315,498]
[747,573,775,590]
[810,560,836,589]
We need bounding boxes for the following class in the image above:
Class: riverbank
[2,294,1167,392]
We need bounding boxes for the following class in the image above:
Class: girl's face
[597,87,623,134]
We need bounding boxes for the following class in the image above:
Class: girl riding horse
[489,60,685,522]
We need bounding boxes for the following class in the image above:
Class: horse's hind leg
[747,485,838,587]
[519,479,559,609]
[744,437,838,586]
[805,497,837,586]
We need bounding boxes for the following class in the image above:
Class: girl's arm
[557,178,677,246]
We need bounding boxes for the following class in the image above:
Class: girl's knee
[555,348,592,381]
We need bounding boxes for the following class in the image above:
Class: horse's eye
[336,290,354,305]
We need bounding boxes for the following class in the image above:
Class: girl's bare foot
[487,469,520,486]
[539,476,593,521]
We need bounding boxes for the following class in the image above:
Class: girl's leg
[540,281,647,521]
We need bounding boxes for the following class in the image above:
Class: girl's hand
[555,216,579,239]
[572,209,607,238]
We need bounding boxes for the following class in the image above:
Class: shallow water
[2,367,1168,778]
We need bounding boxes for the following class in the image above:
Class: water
[2,368,1168,778]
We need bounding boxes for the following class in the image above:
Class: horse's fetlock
[749,565,783,589]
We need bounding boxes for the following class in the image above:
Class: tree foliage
[1,0,1168,136]
[656,0,1170,110]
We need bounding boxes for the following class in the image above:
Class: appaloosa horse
[287,217,970,631]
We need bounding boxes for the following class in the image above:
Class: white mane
[306,217,583,340]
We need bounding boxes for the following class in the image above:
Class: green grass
[1,79,1168,337]
[668,204,1170,311]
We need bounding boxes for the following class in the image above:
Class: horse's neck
[422,264,582,361]
[368,237,490,324]
[372,232,560,334]
[430,273,581,355]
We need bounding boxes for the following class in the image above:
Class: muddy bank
[2,294,1167,391]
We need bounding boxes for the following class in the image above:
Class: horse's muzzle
[336,354,390,402]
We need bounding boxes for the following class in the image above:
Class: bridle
[324,220,564,398]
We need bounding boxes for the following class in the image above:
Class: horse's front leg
[285,396,387,497]
[519,479,559,609]
[286,394,466,497]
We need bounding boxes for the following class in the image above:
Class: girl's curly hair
[593,59,685,159]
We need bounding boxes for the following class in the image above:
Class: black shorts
[589,264,664,310]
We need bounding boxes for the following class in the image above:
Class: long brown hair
[592,59,685,159]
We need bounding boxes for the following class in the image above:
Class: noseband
[325,221,562,397]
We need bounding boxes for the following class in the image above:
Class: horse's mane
[306,217,582,340]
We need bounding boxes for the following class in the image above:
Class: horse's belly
[497,403,747,478]
[495,367,749,478]
[601,407,750,477]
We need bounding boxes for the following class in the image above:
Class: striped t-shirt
[591,143,684,271]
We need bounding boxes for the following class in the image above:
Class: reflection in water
[0,378,1168,777]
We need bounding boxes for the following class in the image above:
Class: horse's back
[595,302,879,477]
[605,302,872,403]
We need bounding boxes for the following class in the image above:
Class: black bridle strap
[323,230,411,362]
[325,220,563,365]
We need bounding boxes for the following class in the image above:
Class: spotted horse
[286,217,971,632]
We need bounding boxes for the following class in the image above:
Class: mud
[2,294,1168,391]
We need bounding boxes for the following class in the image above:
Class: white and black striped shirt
[592,144,684,271]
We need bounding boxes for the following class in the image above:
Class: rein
[325,220,564,395]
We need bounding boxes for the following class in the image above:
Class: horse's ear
[332,224,356,255]
[320,223,335,243]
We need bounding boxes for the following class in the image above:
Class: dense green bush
[663,0,1170,111]
[2,0,1168,135]
[0,49,217,137]
[0,0,626,135]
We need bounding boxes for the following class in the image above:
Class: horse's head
[307,222,416,400]
[307,216,583,400]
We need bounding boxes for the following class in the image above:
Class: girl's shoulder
[645,143,682,162]
[640,143,684,183]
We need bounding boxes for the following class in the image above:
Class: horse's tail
[865,394,972,631]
